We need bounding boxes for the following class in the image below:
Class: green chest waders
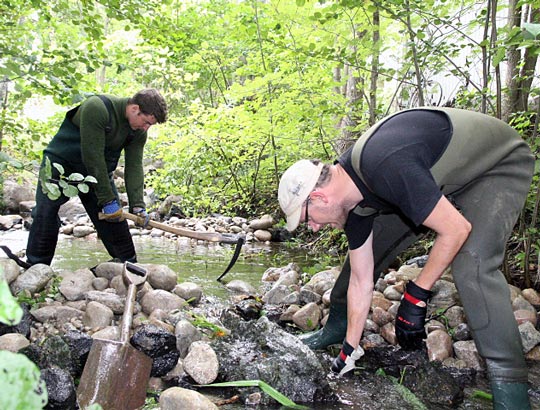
[300,108,534,409]
[26,101,137,266]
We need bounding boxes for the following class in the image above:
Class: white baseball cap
[278,160,324,231]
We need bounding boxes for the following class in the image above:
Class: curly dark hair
[129,88,168,123]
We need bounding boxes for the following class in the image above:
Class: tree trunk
[501,1,539,121]
[369,8,380,126]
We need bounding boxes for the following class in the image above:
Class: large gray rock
[83,301,114,328]
[160,387,218,410]
[183,341,219,384]
[93,262,124,281]
[85,290,125,314]
[0,258,20,284]
[30,305,84,324]
[2,179,35,214]
[58,197,86,222]
[59,268,96,301]
[145,264,178,291]
[173,282,203,305]
[141,290,185,315]
[10,264,55,295]
[211,312,332,404]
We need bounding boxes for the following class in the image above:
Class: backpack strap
[97,95,134,147]
[65,95,113,135]
[96,95,113,134]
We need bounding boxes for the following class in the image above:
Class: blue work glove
[101,200,123,223]
[133,207,150,228]
[331,340,364,376]
[395,281,433,350]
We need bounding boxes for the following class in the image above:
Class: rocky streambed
[1,210,540,409]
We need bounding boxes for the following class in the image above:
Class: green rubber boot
[491,382,531,410]
[299,303,347,350]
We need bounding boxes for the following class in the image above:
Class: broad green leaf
[78,183,90,193]
[523,23,540,40]
[492,47,506,67]
[0,279,23,326]
[0,350,48,410]
[63,185,79,198]
[68,173,85,182]
[59,180,69,189]
[202,380,309,410]
[43,183,61,200]
[84,176,98,183]
[52,163,65,175]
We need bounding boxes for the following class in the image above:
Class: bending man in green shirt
[26,88,168,266]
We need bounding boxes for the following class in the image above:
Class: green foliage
[0,0,539,289]
[17,274,62,308]
[189,312,228,338]
[38,157,97,201]
[0,270,48,409]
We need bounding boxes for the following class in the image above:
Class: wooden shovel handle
[98,211,242,244]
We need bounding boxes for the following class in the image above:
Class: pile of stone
[261,262,540,368]
[0,192,281,245]
[1,254,540,409]
[0,259,330,409]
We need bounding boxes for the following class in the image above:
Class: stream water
[0,229,332,300]
[1,230,539,410]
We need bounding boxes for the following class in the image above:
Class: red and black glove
[395,281,433,351]
[331,340,364,376]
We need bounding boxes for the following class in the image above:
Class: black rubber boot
[299,303,347,350]
[491,382,531,410]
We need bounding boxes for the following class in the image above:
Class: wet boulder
[401,361,464,407]
[10,264,55,296]
[41,366,76,410]
[21,335,80,377]
[62,330,93,377]
[131,324,180,377]
[211,311,332,405]
[359,346,464,407]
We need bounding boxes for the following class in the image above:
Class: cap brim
[286,204,303,232]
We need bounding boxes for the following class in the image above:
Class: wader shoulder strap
[350,110,405,188]
[97,95,135,147]
[349,116,399,218]
[64,95,114,134]
[96,95,113,134]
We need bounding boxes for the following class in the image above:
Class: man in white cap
[278,107,534,410]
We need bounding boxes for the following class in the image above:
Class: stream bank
[1,218,540,409]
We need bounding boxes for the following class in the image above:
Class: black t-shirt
[338,109,452,249]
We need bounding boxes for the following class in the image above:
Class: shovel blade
[77,339,152,410]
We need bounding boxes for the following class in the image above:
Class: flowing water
[0,230,333,300]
